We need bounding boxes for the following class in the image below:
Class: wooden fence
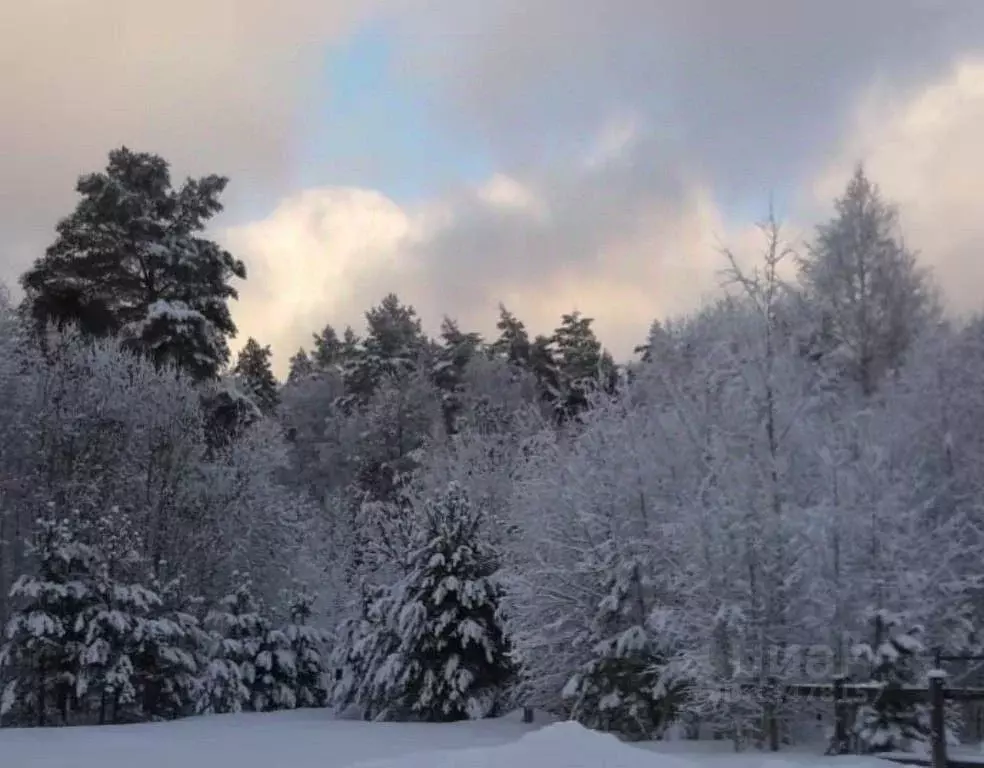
[738,675,984,768]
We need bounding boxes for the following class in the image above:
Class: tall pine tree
[20,146,246,380]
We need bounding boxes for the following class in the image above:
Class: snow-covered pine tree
[20,146,246,381]
[0,515,99,726]
[853,610,930,752]
[199,578,266,714]
[562,556,689,741]
[284,590,329,708]
[132,574,205,721]
[376,482,513,721]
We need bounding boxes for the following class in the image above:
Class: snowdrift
[349,721,680,768]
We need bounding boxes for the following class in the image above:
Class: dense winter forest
[0,147,981,752]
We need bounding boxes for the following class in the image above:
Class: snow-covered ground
[0,708,896,768]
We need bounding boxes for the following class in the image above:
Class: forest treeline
[0,148,975,753]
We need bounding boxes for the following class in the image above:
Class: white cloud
[477,174,548,220]
[223,187,412,374]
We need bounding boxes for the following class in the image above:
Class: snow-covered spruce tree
[253,624,296,712]
[199,578,266,714]
[284,590,329,708]
[0,515,100,726]
[328,581,401,720]
[374,482,513,722]
[562,556,690,741]
[132,574,205,721]
[853,611,932,753]
[20,146,246,381]
[74,514,162,725]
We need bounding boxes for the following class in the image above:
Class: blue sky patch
[295,22,493,203]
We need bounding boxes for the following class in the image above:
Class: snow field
[0,708,893,768]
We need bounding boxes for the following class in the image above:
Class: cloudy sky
[3,1,984,375]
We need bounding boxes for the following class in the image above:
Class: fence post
[766,676,780,752]
[522,706,534,724]
[830,675,849,755]
[929,670,947,768]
